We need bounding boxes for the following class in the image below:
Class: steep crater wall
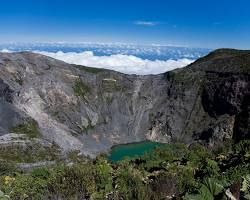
[201,72,250,141]
[0,49,250,156]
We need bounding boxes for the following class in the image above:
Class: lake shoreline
[108,140,166,162]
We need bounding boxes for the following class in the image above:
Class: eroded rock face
[0,79,13,103]
[202,73,250,117]
[0,78,26,134]
[233,95,250,141]
[0,49,250,156]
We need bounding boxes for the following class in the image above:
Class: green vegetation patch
[0,141,250,199]
[0,143,60,164]
[191,49,250,73]
[102,79,124,92]
[73,78,91,98]
[0,160,17,176]
[75,65,105,74]
[81,66,105,74]
[10,120,41,138]
[0,158,113,200]
[169,70,204,87]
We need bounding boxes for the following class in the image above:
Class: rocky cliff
[0,49,249,157]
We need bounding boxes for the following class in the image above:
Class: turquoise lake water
[108,141,166,162]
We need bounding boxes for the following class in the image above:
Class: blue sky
[0,0,249,48]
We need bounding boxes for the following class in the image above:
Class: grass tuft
[10,120,41,138]
[73,78,91,98]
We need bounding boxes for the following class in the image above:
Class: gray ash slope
[0,49,249,157]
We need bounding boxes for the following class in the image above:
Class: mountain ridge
[0,49,249,157]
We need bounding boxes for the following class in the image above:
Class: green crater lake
[108,141,166,162]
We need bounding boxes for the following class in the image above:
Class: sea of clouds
[37,51,194,75]
[1,43,210,75]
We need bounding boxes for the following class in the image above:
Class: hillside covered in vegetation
[0,140,250,200]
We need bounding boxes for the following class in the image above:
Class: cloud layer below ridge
[37,51,194,75]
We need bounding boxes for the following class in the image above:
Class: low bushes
[0,141,250,199]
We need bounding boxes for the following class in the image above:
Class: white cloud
[0,49,12,53]
[37,51,194,75]
[134,21,159,26]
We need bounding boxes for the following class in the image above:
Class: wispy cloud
[134,21,159,26]
[212,22,221,25]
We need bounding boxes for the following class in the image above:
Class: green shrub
[73,78,91,98]
[115,165,152,200]
[184,178,227,200]
[0,190,10,200]
[242,174,250,199]
[1,141,250,199]
[76,65,104,74]
[92,158,113,199]
[0,161,17,176]
[10,120,41,138]
[0,144,60,163]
